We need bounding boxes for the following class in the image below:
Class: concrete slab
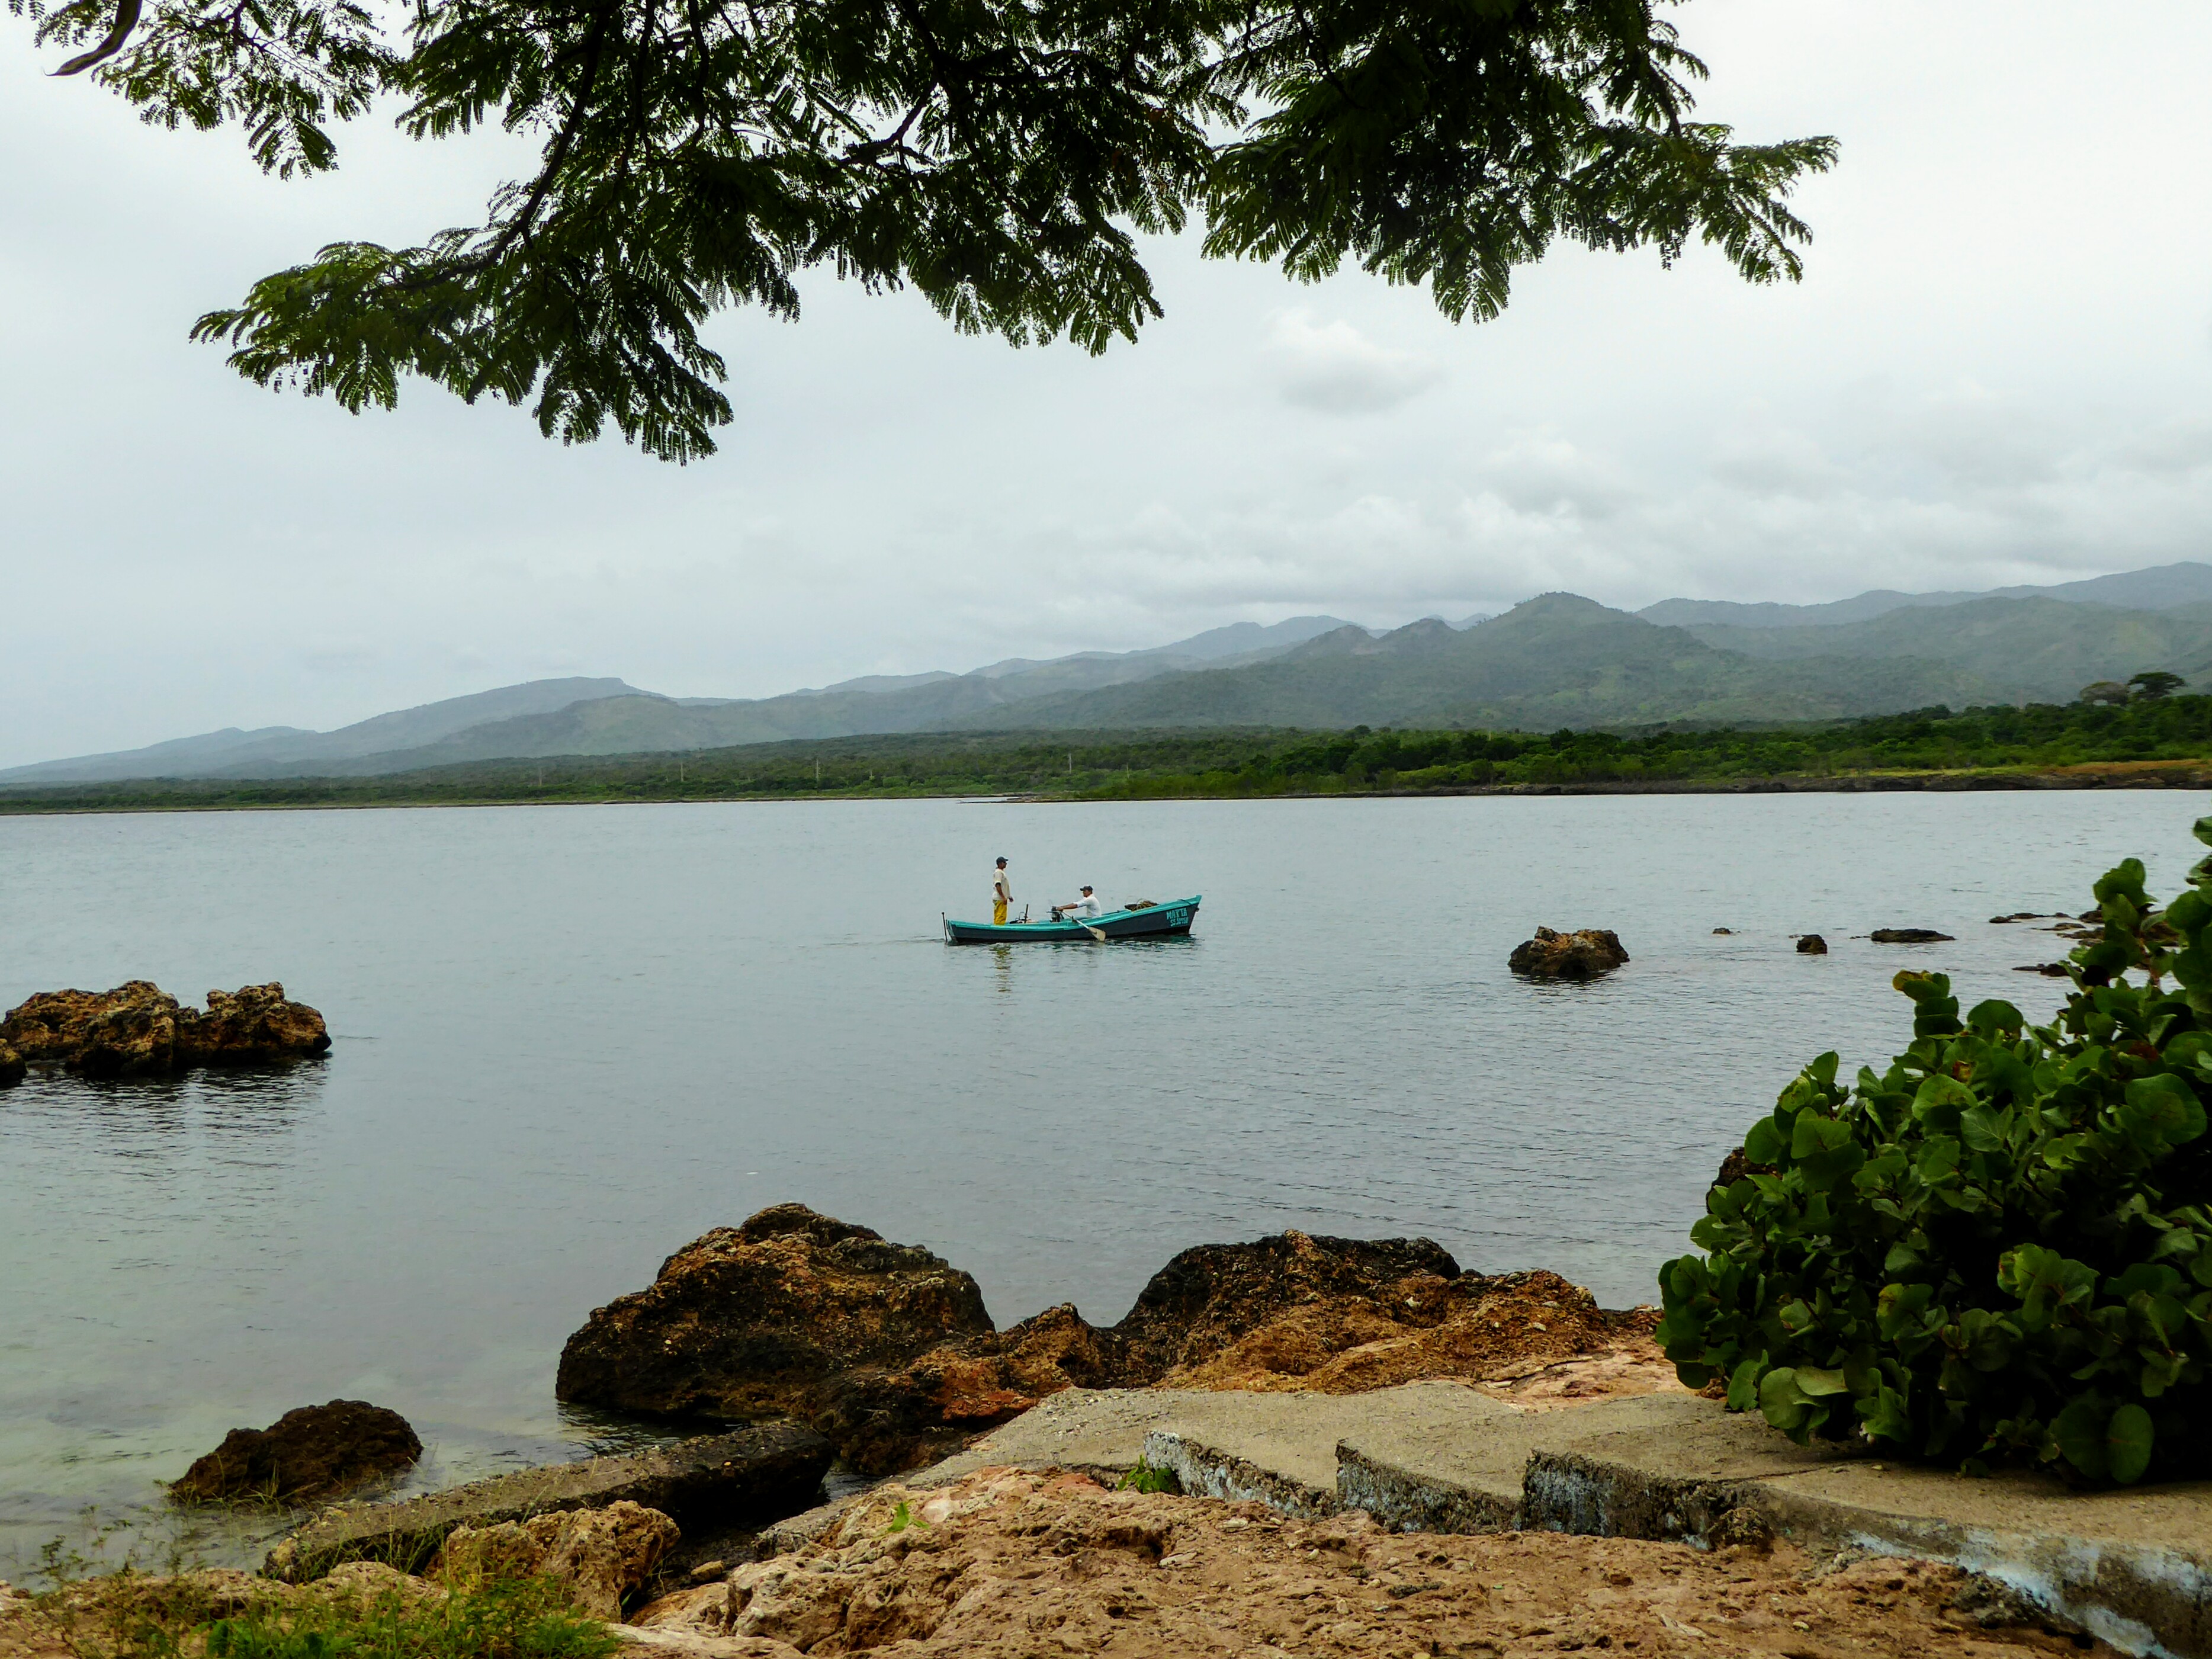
[267,1424,831,1580]
[901,1385,2212,1656]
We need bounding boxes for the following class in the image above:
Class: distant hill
[0,677,644,784]
[14,569,2211,786]
[1676,597,2212,700]
[3,618,1356,784]
[939,595,2001,731]
[1640,561,2212,629]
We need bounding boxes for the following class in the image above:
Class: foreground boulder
[0,981,330,1079]
[434,1500,679,1618]
[171,1400,421,1504]
[556,1204,994,1420]
[1507,928,1629,978]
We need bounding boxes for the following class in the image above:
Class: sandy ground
[627,1468,2110,1658]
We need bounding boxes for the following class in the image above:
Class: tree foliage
[14,0,1836,458]
[1656,822,2212,1485]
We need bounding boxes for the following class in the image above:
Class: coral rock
[1870,928,1955,944]
[1508,927,1629,978]
[0,981,329,1078]
[171,1400,421,1504]
[1796,934,1828,954]
[555,1204,994,1421]
[433,1500,679,1619]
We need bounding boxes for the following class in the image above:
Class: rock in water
[434,1500,679,1618]
[1796,935,1828,954]
[556,1204,994,1420]
[1869,928,1955,944]
[179,984,333,1066]
[0,1044,23,1089]
[171,1401,422,1504]
[0,981,330,1078]
[1507,928,1629,979]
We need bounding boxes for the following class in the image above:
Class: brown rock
[808,1304,1142,1477]
[1870,928,1955,943]
[1508,926,1629,978]
[433,1500,679,1618]
[171,1400,421,1504]
[0,1044,23,1089]
[1796,934,1828,954]
[178,983,333,1066]
[1713,1146,1777,1189]
[1158,1268,1651,1397]
[1115,1228,1460,1379]
[555,1204,994,1421]
[0,981,329,1078]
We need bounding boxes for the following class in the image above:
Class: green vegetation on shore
[2,697,2208,814]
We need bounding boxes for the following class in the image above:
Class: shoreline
[3,760,2209,816]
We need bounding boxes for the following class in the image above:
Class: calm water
[3,791,2206,1574]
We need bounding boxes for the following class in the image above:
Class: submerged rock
[434,1500,679,1618]
[0,1043,23,1089]
[1507,928,1629,978]
[1869,928,1955,944]
[1796,935,1828,954]
[172,1400,422,1504]
[556,1204,994,1421]
[0,981,330,1079]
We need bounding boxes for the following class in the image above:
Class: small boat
[942,896,1201,945]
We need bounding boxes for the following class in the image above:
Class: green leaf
[1758,1367,1810,1435]
[2108,1404,2155,1484]
[2120,1076,2207,1150]
[1743,1117,1786,1165]
[1960,1103,2013,1154]
[1794,1366,1851,1397]
[2052,1396,2112,1478]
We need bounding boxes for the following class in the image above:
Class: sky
[2,1,2210,766]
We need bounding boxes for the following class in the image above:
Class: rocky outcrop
[1870,928,1954,944]
[1115,1230,1461,1379]
[1156,1268,1646,1396]
[434,1500,678,1618]
[1796,934,1828,954]
[1507,928,1629,978]
[0,981,330,1079]
[556,1204,994,1421]
[0,1043,22,1089]
[569,1211,1652,1477]
[171,1400,420,1504]
[807,1304,1141,1476]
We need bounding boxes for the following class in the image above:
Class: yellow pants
[993,899,1009,924]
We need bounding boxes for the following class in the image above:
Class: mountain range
[12,564,2212,784]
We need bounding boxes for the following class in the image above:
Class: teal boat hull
[942,896,1200,944]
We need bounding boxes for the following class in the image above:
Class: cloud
[1266,310,1445,414]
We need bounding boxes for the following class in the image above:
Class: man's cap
[996,856,1007,864]
[1080,884,1093,892]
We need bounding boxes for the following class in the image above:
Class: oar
[1086,925,1108,943]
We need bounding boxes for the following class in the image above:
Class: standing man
[992,856,1013,925]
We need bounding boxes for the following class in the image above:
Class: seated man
[1052,885,1106,921]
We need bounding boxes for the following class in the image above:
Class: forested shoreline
[2,697,2208,813]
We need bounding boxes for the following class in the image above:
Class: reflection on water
[2,791,2207,1576]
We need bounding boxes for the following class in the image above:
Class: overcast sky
[3,0,2210,765]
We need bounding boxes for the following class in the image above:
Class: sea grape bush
[1656,820,2212,1484]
